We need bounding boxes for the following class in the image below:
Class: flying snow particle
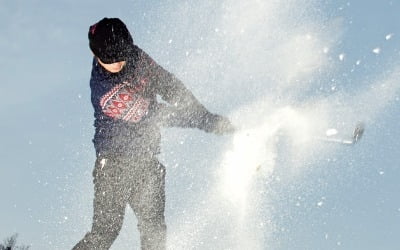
[317,197,326,207]
[356,60,361,65]
[339,54,345,61]
[326,129,338,137]
[385,33,394,40]
[372,47,381,54]
[323,47,329,54]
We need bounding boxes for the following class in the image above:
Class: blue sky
[0,0,399,249]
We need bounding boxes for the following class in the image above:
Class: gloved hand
[204,113,236,135]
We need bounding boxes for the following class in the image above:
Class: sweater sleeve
[145,54,217,131]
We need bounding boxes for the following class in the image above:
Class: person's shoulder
[133,45,157,67]
[133,45,147,57]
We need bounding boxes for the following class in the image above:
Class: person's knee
[94,219,123,239]
[138,215,166,235]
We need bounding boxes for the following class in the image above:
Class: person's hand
[206,114,236,135]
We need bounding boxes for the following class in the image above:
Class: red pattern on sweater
[100,79,150,123]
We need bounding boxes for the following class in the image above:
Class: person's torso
[90,47,161,155]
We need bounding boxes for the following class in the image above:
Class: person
[73,17,235,250]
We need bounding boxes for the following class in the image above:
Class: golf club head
[352,122,365,143]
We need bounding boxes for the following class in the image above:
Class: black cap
[88,18,134,64]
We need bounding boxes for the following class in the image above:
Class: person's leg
[73,157,127,250]
[129,159,167,250]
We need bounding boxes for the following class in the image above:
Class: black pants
[73,155,166,250]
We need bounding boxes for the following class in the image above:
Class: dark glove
[203,114,236,135]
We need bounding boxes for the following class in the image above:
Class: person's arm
[147,55,234,134]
